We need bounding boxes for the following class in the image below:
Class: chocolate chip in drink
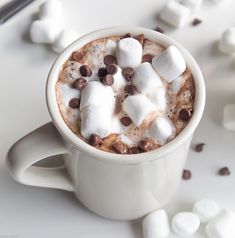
[182,169,192,180]
[89,134,103,147]
[192,18,202,26]
[72,51,84,61]
[124,85,138,97]
[103,55,117,66]
[179,108,193,121]
[194,143,205,152]
[73,78,87,90]
[154,26,165,34]
[134,34,144,47]
[218,167,231,176]
[128,146,141,154]
[101,74,114,86]
[112,141,127,154]
[122,67,134,81]
[142,54,154,63]
[138,139,155,152]
[98,67,107,77]
[79,65,92,77]
[121,33,132,39]
[69,98,80,108]
[106,64,117,75]
[120,116,132,127]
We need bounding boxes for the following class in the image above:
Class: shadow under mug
[6,26,206,220]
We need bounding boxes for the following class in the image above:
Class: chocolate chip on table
[134,34,145,47]
[72,51,84,61]
[79,65,92,77]
[154,26,165,34]
[128,146,141,154]
[121,33,132,39]
[194,143,205,152]
[142,54,154,63]
[100,74,114,86]
[179,108,193,121]
[120,117,132,127]
[89,134,103,147]
[73,78,87,90]
[182,169,192,180]
[112,141,127,154]
[138,139,155,152]
[69,98,80,108]
[103,55,117,66]
[218,167,231,176]
[98,67,107,77]
[122,67,134,81]
[124,85,138,97]
[106,64,118,75]
[192,18,202,26]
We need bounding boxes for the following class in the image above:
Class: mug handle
[6,122,74,192]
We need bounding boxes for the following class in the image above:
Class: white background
[0,0,235,237]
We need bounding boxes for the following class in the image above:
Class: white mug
[6,27,205,220]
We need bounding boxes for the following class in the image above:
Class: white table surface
[0,0,235,237]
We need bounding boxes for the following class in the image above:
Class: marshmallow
[52,29,79,53]
[219,28,235,54]
[30,19,62,44]
[80,81,115,112]
[223,104,235,131]
[111,116,123,134]
[172,212,200,236]
[152,46,186,83]
[118,134,134,147]
[160,1,191,28]
[180,0,202,12]
[80,106,111,139]
[142,209,170,238]
[106,39,117,55]
[206,209,235,238]
[132,62,163,97]
[149,117,175,145]
[112,66,126,90]
[170,75,184,94]
[149,87,167,112]
[123,94,157,128]
[193,199,219,223]
[116,38,142,67]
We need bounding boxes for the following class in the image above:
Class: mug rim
[46,26,206,165]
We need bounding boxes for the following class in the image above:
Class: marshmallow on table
[206,209,235,238]
[142,209,170,238]
[149,117,175,145]
[172,212,200,236]
[160,1,191,28]
[116,38,142,68]
[152,46,186,83]
[123,94,157,128]
[30,19,62,44]
[219,28,235,54]
[223,104,235,131]
[180,0,202,12]
[193,199,219,223]
[112,66,126,90]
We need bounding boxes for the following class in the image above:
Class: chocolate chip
[128,146,141,154]
[69,98,80,108]
[154,26,165,33]
[112,141,127,154]
[106,64,117,75]
[134,34,144,47]
[73,78,87,90]
[121,33,132,39]
[79,65,92,77]
[182,169,192,180]
[124,85,138,97]
[120,117,132,127]
[98,67,107,77]
[142,54,154,63]
[100,74,114,86]
[89,134,103,147]
[72,51,84,61]
[218,167,231,176]
[138,139,154,152]
[194,143,205,152]
[103,55,117,66]
[122,67,134,81]
[179,108,193,121]
[192,18,202,26]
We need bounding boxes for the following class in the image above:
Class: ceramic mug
[6,26,205,220]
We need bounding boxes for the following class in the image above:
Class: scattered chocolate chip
[103,55,117,66]
[120,117,132,127]
[89,134,103,147]
[194,143,205,152]
[121,33,132,39]
[112,141,127,154]
[72,51,84,61]
[79,65,92,77]
[218,167,231,176]
[106,64,117,75]
[182,169,192,180]
[179,108,193,121]
[128,146,141,154]
[73,78,87,90]
[69,98,80,108]
[98,67,107,77]
[124,85,138,97]
[142,54,154,63]
[122,67,134,81]
[134,34,144,47]
[154,26,165,34]
[100,74,114,86]
[138,139,154,152]
[192,18,202,26]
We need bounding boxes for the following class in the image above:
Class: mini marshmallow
[142,209,170,238]
[149,87,167,112]
[172,212,200,236]
[52,29,79,53]
[106,39,117,55]
[180,0,202,12]
[111,116,123,134]
[160,1,191,28]
[132,62,163,97]
[80,81,115,112]
[193,199,219,223]
[149,117,175,145]
[30,19,62,44]
[123,94,157,128]
[170,75,184,94]
[219,28,235,54]
[112,66,126,90]
[152,46,186,83]
[223,104,235,131]
[118,134,134,147]
[116,38,142,67]
[80,106,111,139]
[206,209,235,238]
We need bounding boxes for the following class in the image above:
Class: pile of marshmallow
[143,199,235,238]
[29,0,79,53]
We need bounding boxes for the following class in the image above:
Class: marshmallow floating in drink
[112,66,127,90]
[219,28,235,54]
[223,104,235,131]
[149,87,166,112]
[170,75,184,94]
